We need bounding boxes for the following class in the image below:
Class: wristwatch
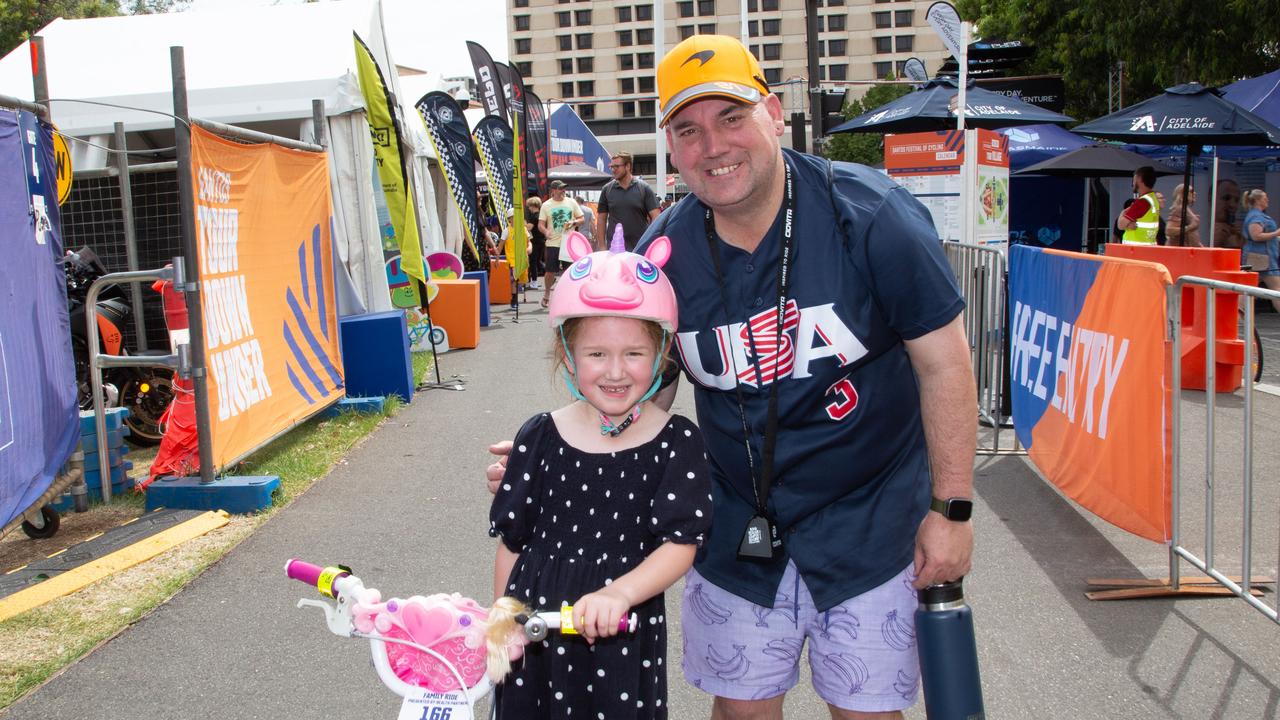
[930,496,973,522]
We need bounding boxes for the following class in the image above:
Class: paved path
[5,296,1280,719]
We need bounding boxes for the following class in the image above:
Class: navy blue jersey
[638,149,964,611]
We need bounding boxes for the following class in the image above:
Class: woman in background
[1166,184,1202,247]
[1243,189,1280,312]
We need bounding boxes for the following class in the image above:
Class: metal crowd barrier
[86,260,188,500]
[943,242,1024,456]
[1169,277,1280,623]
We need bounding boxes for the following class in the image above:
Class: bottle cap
[919,578,965,606]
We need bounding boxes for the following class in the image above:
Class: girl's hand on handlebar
[486,441,513,494]
[573,587,631,643]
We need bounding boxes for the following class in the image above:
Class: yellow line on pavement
[0,510,229,623]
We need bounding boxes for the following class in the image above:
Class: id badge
[737,515,781,561]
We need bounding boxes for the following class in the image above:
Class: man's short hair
[612,151,633,168]
[1135,166,1157,190]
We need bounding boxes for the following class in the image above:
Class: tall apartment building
[508,0,951,185]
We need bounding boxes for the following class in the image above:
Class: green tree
[1,0,188,59]
[955,0,1279,120]
[823,80,913,166]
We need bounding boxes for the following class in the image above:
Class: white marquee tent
[0,0,451,314]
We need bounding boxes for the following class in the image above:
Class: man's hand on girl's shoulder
[486,441,513,495]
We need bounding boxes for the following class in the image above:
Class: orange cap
[657,35,770,127]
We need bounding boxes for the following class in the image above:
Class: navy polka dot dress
[489,412,713,719]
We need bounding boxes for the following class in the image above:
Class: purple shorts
[681,561,920,713]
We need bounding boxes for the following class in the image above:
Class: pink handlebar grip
[285,559,324,587]
[622,612,638,633]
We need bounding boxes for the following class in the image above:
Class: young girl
[488,229,712,719]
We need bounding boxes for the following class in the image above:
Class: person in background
[1165,184,1202,247]
[538,180,584,307]
[1243,188,1280,312]
[577,194,596,247]
[501,206,532,305]
[1214,179,1246,249]
[597,151,661,251]
[483,215,501,262]
[526,196,547,288]
[1116,166,1161,245]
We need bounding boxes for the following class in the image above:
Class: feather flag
[353,33,425,290]
[415,91,483,268]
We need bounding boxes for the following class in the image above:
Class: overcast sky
[188,0,509,77]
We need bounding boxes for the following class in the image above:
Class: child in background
[489,230,712,719]
[501,206,532,305]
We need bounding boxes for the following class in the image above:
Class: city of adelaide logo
[1129,115,1157,132]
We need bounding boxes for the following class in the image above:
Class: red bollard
[1104,245,1257,392]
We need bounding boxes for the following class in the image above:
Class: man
[490,35,975,720]
[537,180,583,306]
[596,151,661,250]
[1116,166,1161,245]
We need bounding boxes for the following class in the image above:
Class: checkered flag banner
[415,91,482,265]
[473,116,515,232]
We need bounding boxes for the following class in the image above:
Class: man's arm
[647,207,661,223]
[903,314,976,589]
[596,213,608,248]
[1116,198,1150,231]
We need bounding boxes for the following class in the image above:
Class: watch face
[933,496,973,521]
[946,499,973,522]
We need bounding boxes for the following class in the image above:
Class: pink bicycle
[286,559,637,719]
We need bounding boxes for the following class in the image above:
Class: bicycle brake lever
[297,598,353,637]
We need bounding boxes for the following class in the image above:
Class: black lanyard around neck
[703,160,795,519]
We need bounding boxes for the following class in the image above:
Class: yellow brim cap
[659,82,764,127]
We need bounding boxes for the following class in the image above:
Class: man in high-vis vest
[1117,166,1161,245]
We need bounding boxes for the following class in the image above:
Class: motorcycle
[64,247,174,446]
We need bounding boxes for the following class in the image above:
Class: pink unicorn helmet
[548,225,678,435]
[548,225,677,332]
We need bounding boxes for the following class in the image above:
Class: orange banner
[1009,246,1172,543]
[190,126,343,469]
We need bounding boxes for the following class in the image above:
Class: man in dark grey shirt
[596,151,661,250]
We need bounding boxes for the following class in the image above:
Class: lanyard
[703,161,795,518]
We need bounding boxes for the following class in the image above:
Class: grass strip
[0,352,433,708]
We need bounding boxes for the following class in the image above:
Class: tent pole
[1180,146,1196,247]
[1208,153,1220,248]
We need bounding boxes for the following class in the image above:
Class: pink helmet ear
[644,236,672,269]
[565,231,593,261]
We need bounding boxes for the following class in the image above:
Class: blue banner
[548,104,611,172]
[0,109,78,529]
[1008,245,1172,542]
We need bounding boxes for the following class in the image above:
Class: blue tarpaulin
[0,109,78,529]
[548,104,611,172]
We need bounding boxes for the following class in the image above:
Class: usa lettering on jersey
[675,301,869,419]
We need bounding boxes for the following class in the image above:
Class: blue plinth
[78,427,125,453]
[79,407,130,434]
[144,475,281,514]
[51,461,135,511]
[463,270,491,327]
[339,310,414,402]
[320,396,386,418]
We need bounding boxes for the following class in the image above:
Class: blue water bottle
[915,579,985,720]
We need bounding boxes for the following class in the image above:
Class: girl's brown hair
[553,317,673,379]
